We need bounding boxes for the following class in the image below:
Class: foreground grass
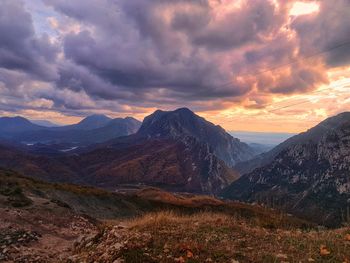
[74,211,350,263]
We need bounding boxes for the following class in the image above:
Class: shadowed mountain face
[0,137,238,195]
[223,112,350,227]
[138,108,256,167]
[30,120,61,127]
[0,117,44,134]
[56,114,112,131]
[0,115,141,145]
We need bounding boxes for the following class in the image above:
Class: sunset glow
[0,0,349,132]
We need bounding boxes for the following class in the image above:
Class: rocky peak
[138,108,256,167]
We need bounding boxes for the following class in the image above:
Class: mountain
[30,120,61,127]
[0,108,254,195]
[230,131,295,146]
[73,108,257,194]
[138,108,256,167]
[57,114,112,131]
[0,115,141,145]
[0,116,44,135]
[247,143,274,155]
[223,112,350,227]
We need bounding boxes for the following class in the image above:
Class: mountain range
[0,108,256,195]
[0,114,141,145]
[1,109,350,226]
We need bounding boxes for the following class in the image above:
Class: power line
[269,100,311,112]
[268,81,350,113]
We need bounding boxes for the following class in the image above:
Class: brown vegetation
[73,211,350,263]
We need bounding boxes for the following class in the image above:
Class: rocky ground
[70,212,350,263]
[0,204,98,262]
[1,169,350,263]
[2,206,350,263]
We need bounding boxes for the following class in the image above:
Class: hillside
[224,112,350,227]
[0,168,330,263]
[72,211,350,263]
[77,137,239,194]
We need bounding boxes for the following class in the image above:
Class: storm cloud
[0,0,349,120]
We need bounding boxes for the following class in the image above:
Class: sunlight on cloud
[290,1,319,16]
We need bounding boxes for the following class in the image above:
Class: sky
[0,0,349,132]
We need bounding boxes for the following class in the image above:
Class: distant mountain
[247,143,274,155]
[0,116,44,134]
[230,131,295,146]
[30,120,61,127]
[0,115,141,145]
[138,108,256,167]
[223,112,350,226]
[57,114,112,131]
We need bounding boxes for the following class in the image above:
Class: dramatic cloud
[292,0,350,67]
[0,0,59,81]
[0,0,349,131]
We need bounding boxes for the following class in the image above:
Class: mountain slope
[223,112,350,227]
[30,119,61,127]
[235,112,350,175]
[138,108,256,167]
[0,117,45,135]
[55,114,112,131]
[78,137,238,194]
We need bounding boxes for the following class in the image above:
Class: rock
[175,256,185,263]
[85,241,93,248]
[345,234,350,241]
[114,224,128,230]
[320,245,331,256]
[276,253,288,259]
[186,250,193,258]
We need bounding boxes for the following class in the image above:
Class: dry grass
[117,211,350,263]
[136,188,223,207]
[128,211,231,229]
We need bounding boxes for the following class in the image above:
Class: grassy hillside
[2,168,349,262]
[73,211,350,263]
